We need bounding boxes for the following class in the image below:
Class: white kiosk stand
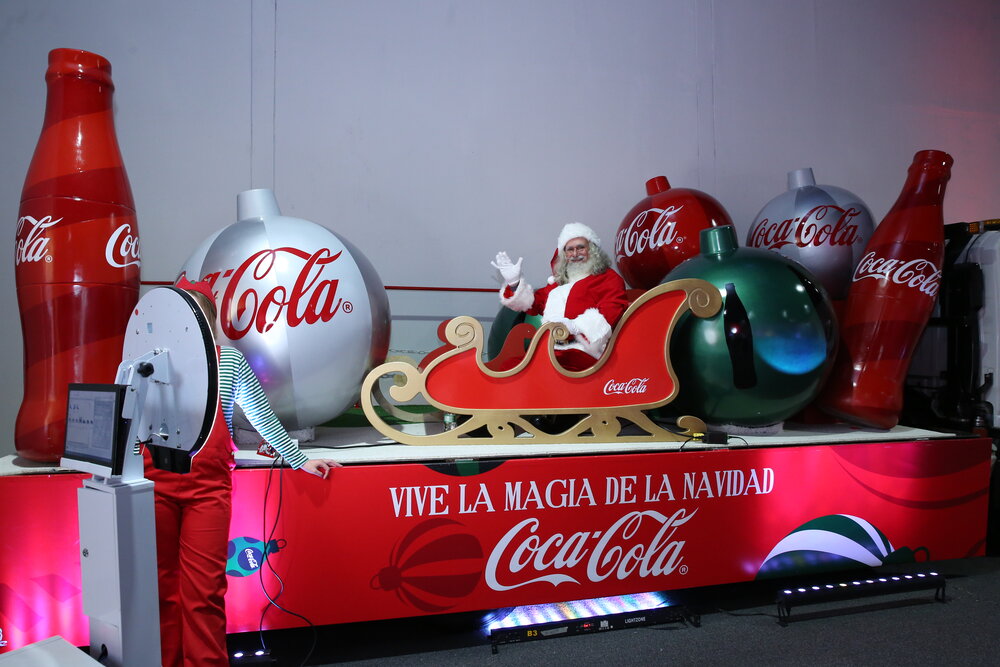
[60,287,219,667]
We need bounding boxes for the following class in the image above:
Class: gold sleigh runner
[361,278,722,445]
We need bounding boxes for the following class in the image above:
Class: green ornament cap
[700,224,738,257]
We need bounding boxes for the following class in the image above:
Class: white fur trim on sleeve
[500,280,535,313]
[572,307,612,349]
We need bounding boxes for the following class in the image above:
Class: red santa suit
[500,268,628,370]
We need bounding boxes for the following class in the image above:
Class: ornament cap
[645,175,671,196]
[701,225,738,257]
[237,188,282,222]
[787,168,816,190]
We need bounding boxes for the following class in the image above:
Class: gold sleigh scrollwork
[360,278,721,445]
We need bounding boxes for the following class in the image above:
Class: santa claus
[492,222,629,371]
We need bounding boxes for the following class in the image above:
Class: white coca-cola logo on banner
[852,251,942,297]
[105,222,141,268]
[242,548,259,570]
[603,377,649,395]
[615,205,685,259]
[748,205,862,250]
[485,509,695,591]
[205,246,350,341]
[14,215,60,265]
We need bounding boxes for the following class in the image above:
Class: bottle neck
[22,69,132,206]
[888,162,951,213]
[43,74,115,129]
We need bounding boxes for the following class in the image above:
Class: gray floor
[239,556,1000,666]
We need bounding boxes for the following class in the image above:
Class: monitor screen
[63,383,129,477]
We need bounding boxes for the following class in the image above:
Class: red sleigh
[360,278,721,445]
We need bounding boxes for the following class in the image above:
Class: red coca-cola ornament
[614,176,733,289]
[818,149,953,429]
[15,49,140,462]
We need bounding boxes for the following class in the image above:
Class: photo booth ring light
[121,286,219,457]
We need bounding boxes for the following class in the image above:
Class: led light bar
[488,591,697,653]
[775,571,946,625]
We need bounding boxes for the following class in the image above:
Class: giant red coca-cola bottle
[818,149,952,429]
[15,48,141,462]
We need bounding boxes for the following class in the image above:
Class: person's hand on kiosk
[301,458,341,479]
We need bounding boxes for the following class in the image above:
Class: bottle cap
[911,149,954,175]
[46,48,113,88]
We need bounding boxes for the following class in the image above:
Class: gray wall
[2,0,998,457]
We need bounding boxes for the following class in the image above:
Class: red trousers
[144,397,235,667]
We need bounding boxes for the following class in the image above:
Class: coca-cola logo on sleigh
[603,377,649,396]
[615,206,685,259]
[852,251,942,298]
[485,509,695,590]
[199,246,351,340]
[16,215,141,269]
[748,205,862,250]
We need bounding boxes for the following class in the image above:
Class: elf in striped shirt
[144,277,339,667]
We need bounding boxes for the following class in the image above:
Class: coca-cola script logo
[615,206,685,259]
[852,251,941,298]
[485,508,695,591]
[603,377,649,396]
[14,215,60,265]
[242,548,259,570]
[748,205,862,250]
[201,246,350,340]
[105,222,141,269]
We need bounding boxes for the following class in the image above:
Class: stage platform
[1,422,956,475]
[0,422,992,656]
[240,422,961,466]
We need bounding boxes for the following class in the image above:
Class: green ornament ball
[661,225,838,428]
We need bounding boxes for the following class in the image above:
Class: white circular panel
[122,287,218,454]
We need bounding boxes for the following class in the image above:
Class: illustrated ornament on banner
[179,188,391,430]
[756,514,928,579]
[371,518,484,613]
[226,536,284,577]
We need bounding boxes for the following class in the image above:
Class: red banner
[0,436,991,653]
[224,437,990,631]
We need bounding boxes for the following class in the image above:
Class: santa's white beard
[566,255,600,281]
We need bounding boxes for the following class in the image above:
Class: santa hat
[557,222,601,251]
[175,275,216,306]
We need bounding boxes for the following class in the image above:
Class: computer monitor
[62,383,130,478]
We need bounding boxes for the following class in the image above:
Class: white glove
[491,251,523,286]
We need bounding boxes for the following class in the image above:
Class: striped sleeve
[220,346,309,469]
